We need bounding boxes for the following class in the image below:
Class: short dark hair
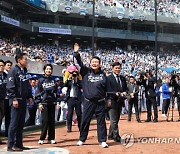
[90,56,101,64]
[5,60,12,66]
[112,62,121,68]
[15,48,22,55]
[43,64,53,72]
[0,59,5,65]
[129,76,135,79]
[31,79,36,82]
[146,70,153,77]
[15,52,26,63]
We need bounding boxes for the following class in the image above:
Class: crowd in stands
[0,38,179,79]
[45,0,180,17]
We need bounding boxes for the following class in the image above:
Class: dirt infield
[1,108,180,154]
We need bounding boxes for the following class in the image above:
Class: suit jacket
[64,79,82,102]
[106,73,127,108]
[144,76,156,98]
[127,83,139,101]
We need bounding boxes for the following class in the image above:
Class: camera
[170,73,180,97]
[136,71,146,86]
[72,73,77,77]
[140,74,145,81]
[170,74,177,87]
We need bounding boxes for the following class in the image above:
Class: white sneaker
[38,140,44,145]
[162,114,167,118]
[48,140,57,144]
[77,140,84,146]
[101,142,108,148]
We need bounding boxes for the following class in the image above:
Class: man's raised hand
[74,43,79,53]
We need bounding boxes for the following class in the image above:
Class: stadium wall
[0,55,65,76]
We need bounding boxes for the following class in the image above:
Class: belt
[84,97,105,103]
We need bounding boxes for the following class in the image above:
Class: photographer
[173,74,180,121]
[64,65,82,133]
[144,70,158,122]
[136,72,146,86]
[136,72,147,112]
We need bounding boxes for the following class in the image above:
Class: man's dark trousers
[8,99,26,148]
[146,96,158,120]
[80,99,107,143]
[128,98,140,120]
[4,99,11,137]
[177,97,180,116]
[108,103,122,139]
[25,106,37,126]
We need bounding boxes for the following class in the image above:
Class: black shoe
[128,119,131,122]
[137,119,142,123]
[7,146,23,152]
[0,140,6,144]
[108,136,114,140]
[114,136,121,143]
[5,132,8,137]
[7,147,15,152]
[67,129,72,133]
[145,119,151,122]
[153,119,158,123]
[177,118,180,122]
[17,146,30,150]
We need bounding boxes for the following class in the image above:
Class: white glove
[60,101,66,108]
[169,87,172,92]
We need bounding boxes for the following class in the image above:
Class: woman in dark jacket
[36,64,57,145]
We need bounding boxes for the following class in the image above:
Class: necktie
[132,84,135,93]
[116,75,122,89]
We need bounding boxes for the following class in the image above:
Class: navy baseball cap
[55,77,60,82]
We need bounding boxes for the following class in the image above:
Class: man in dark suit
[172,74,180,121]
[144,71,158,122]
[127,76,141,122]
[106,62,127,142]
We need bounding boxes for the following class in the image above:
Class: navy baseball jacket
[35,75,57,105]
[74,52,107,101]
[6,65,32,103]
